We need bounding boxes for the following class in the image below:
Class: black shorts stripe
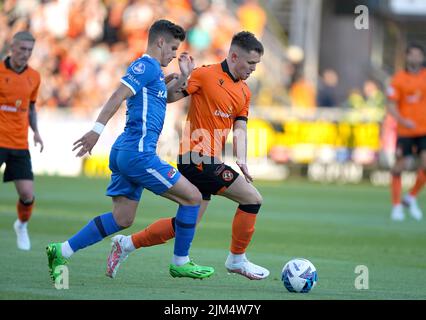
[94,216,107,238]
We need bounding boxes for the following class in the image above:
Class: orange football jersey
[179,61,251,159]
[387,68,426,137]
[0,57,40,149]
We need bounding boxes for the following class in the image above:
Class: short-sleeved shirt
[180,60,251,159]
[0,57,40,150]
[113,54,167,154]
[387,68,426,137]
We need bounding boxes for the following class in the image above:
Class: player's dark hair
[13,31,35,42]
[406,43,425,55]
[231,31,264,55]
[148,19,185,45]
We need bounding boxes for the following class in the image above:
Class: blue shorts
[106,148,181,201]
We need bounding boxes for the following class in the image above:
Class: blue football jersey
[113,54,168,153]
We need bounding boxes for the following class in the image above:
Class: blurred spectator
[316,68,339,107]
[0,0,272,116]
[289,73,316,109]
[346,88,364,109]
[363,79,385,109]
[237,0,266,39]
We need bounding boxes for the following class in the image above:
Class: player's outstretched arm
[233,119,253,183]
[167,52,194,103]
[72,83,133,157]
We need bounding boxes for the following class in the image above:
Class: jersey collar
[221,60,239,83]
[4,56,28,74]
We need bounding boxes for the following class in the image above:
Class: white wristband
[92,122,105,135]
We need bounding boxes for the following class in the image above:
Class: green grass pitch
[0,175,425,300]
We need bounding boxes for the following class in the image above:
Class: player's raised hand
[237,162,254,183]
[33,131,44,152]
[72,131,100,157]
[178,52,194,77]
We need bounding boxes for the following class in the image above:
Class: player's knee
[391,167,402,176]
[117,216,134,228]
[113,213,135,228]
[254,192,263,205]
[178,183,202,206]
[238,189,263,206]
[248,190,263,205]
[391,161,405,175]
[185,188,202,206]
[19,192,34,203]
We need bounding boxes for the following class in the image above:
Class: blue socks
[66,206,199,258]
[173,204,199,257]
[68,212,122,253]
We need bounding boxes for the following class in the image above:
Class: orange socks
[409,169,426,197]
[131,204,261,253]
[17,198,34,222]
[131,217,175,249]
[230,205,259,254]
[391,174,402,205]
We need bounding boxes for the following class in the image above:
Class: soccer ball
[281,258,318,293]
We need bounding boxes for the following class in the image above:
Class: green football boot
[46,242,69,283]
[169,260,214,279]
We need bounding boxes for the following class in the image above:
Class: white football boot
[14,219,30,250]
[225,253,270,280]
[391,204,405,221]
[106,235,132,278]
[402,194,423,221]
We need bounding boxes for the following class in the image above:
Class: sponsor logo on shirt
[157,90,167,98]
[126,73,141,86]
[406,91,422,103]
[131,62,145,74]
[0,105,18,112]
[214,109,232,118]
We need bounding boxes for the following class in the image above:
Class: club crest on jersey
[168,168,177,178]
[131,62,145,74]
[222,170,234,181]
